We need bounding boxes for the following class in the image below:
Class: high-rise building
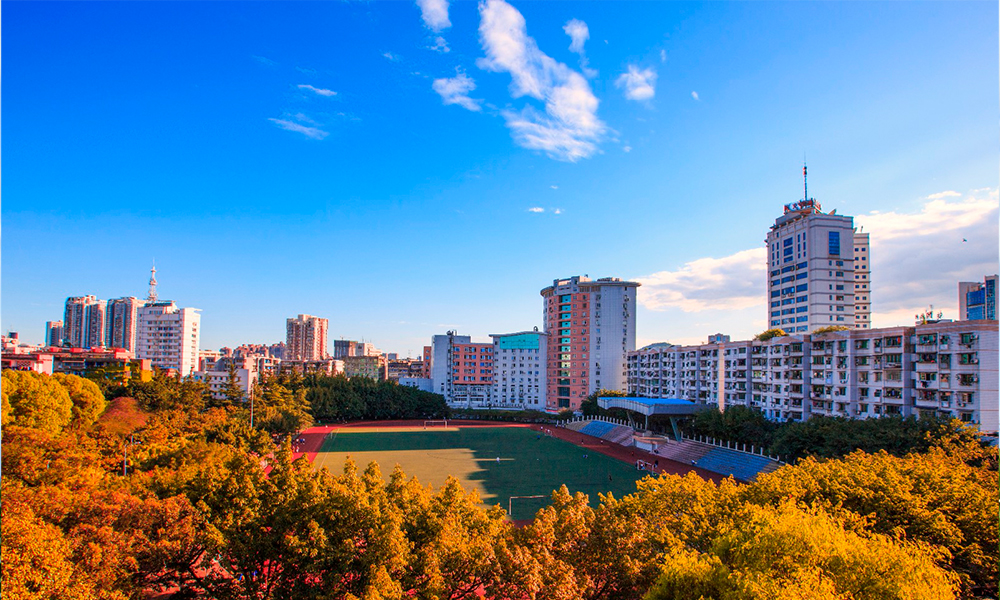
[63,296,105,348]
[540,276,640,411]
[765,195,869,334]
[853,230,872,328]
[491,330,547,409]
[136,301,201,376]
[286,314,328,361]
[959,275,998,321]
[106,297,144,352]
[430,332,494,407]
[44,321,64,347]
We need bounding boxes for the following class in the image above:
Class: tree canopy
[1,367,995,600]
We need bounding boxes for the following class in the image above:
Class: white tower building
[137,301,201,376]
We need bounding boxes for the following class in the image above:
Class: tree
[745,449,998,597]
[1,371,74,434]
[645,502,956,600]
[753,328,788,342]
[811,325,850,334]
[53,373,107,428]
[581,389,626,417]
[255,376,313,435]
[218,361,245,408]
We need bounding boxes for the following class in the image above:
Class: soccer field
[313,425,648,520]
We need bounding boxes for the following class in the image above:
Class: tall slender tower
[147,265,158,303]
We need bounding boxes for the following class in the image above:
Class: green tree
[213,360,245,409]
[255,376,313,435]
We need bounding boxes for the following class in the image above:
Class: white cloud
[550,185,558,189]
[564,19,589,54]
[615,65,657,101]
[623,145,632,152]
[383,51,401,62]
[636,248,767,312]
[432,71,482,112]
[926,190,961,200]
[416,0,451,32]
[660,49,667,63]
[528,207,545,213]
[477,0,606,162]
[634,188,999,332]
[858,188,999,324]
[297,84,337,97]
[268,118,329,140]
[553,208,563,215]
[430,36,450,53]
[691,91,699,100]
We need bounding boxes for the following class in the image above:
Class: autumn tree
[53,373,107,428]
[2,371,74,433]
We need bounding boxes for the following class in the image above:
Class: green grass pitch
[313,426,648,521]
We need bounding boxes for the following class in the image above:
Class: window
[828,231,841,255]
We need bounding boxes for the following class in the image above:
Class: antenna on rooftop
[803,155,808,202]
[147,263,158,303]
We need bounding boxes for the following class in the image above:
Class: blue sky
[3,1,997,355]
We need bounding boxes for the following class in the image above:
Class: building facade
[136,301,201,376]
[766,200,870,333]
[430,332,494,407]
[286,314,329,361]
[64,295,106,348]
[540,276,639,411]
[45,321,64,347]
[106,297,144,352]
[343,355,388,380]
[959,275,997,321]
[490,330,547,410]
[628,320,998,432]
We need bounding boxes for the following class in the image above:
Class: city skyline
[3,1,997,354]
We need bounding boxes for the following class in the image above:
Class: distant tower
[147,265,158,303]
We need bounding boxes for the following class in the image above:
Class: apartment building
[192,356,258,401]
[106,297,144,352]
[343,354,388,380]
[628,320,998,432]
[64,295,106,348]
[491,330,547,410]
[44,321,64,347]
[540,276,639,411]
[959,275,997,321]
[136,301,201,376]
[286,314,329,361]
[766,199,871,333]
[430,332,494,407]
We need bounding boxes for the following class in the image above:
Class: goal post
[423,419,449,428]
[636,459,655,472]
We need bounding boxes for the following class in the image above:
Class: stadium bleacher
[568,419,781,481]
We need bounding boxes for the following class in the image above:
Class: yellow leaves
[2,370,74,434]
[645,502,957,600]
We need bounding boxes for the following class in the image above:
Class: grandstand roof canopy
[597,396,704,417]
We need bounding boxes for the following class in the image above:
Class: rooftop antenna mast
[803,155,808,202]
[147,263,158,303]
